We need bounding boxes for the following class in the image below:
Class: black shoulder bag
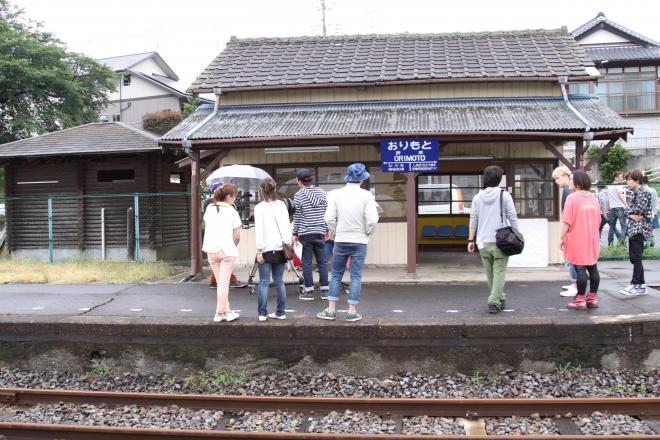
[495,190,525,256]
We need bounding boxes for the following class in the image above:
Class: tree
[182,94,202,117]
[142,110,183,136]
[0,0,117,144]
[586,142,630,183]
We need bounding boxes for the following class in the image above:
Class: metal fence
[0,192,191,263]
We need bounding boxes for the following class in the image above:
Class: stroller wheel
[249,285,255,295]
[298,284,305,295]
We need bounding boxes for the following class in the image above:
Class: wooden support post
[406,173,417,274]
[190,150,201,276]
[575,140,584,170]
[543,141,575,171]
[584,139,617,172]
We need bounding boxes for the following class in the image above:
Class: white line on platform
[285,309,296,312]
[503,309,515,312]
[392,309,404,313]
[77,308,90,311]
[559,308,569,312]
[446,309,460,313]
[130,308,143,312]
[519,284,528,287]
[337,309,349,313]
[31,307,44,310]
[180,309,192,312]
[546,307,557,310]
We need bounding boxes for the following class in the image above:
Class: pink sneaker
[586,292,599,308]
[567,295,587,310]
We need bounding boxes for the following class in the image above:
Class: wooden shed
[0,122,191,262]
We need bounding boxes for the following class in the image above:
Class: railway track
[0,388,658,438]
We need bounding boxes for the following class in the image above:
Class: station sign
[380,138,439,172]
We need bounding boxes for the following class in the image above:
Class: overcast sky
[10,0,660,91]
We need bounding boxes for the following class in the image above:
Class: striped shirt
[293,186,327,237]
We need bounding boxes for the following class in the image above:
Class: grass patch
[599,245,660,261]
[0,260,179,284]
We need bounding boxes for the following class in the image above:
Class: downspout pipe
[559,77,593,168]
[182,88,221,279]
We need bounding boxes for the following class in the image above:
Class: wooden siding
[220,82,562,106]
[5,154,191,252]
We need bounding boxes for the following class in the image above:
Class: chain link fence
[0,193,191,263]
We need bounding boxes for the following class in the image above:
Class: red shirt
[562,192,601,266]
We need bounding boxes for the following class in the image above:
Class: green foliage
[182,94,202,117]
[88,359,113,377]
[0,0,117,143]
[142,110,183,135]
[198,369,249,390]
[585,143,630,183]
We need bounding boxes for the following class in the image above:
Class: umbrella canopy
[205,165,272,187]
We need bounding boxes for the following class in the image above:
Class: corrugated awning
[161,96,631,144]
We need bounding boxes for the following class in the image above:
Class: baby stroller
[247,255,305,295]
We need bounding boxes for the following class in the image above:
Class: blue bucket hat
[345,163,370,183]
[209,182,222,195]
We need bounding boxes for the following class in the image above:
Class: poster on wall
[508,218,549,268]
[380,139,439,172]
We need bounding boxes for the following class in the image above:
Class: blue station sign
[380,138,439,172]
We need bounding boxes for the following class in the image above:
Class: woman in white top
[202,183,242,323]
[254,178,292,322]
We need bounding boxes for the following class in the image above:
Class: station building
[161,29,632,274]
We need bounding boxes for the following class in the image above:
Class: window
[97,169,135,183]
[123,74,131,86]
[512,162,555,218]
[367,168,406,219]
[169,173,183,184]
[597,66,658,113]
[112,114,121,122]
[568,83,590,94]
[417,174,486,215]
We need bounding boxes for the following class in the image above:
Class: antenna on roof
[320,0,327,36]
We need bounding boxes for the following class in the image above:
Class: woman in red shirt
[560,170,601,310]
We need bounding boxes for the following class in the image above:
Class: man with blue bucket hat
[317,163,379,322]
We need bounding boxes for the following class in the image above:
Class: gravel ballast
[574,412,656,435]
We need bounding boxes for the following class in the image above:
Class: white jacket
[325,183,379,244]
[254,200,292,253]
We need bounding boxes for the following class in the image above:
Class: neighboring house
[97,52,188,129]
[571,13,660,171]
[163,29,631,272]
[0,123,190,262]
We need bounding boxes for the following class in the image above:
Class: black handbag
[495,190,525,256]
[262,250,286,264]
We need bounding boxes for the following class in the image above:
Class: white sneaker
[560,287,577,297]
[225,311,240,322]
[268,312,286,320]
[562,284,575,290]
[635,285,648,295]
[213,313,225,322]
[620,284,637,295]
[258,315,267,322]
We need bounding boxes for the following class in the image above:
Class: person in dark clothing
[205,182,246,289]
[292,169,329,301]
[620,169,653,296]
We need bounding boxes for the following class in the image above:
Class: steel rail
[0,388,659,417]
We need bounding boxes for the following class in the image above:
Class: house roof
[0,122,160,158]
[161,97,630,143]
[585,46,660,62]
[133,72,188,99]
[98,51,180,81]
[190,29,595,93]
[571,12,659,47]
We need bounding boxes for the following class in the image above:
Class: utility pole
[320,0,327,36]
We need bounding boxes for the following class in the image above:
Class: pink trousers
[207,252,235,314]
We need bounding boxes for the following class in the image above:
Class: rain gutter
[558,76,593,145]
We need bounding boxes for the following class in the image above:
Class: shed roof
[190,29,595,92]
[0,122,160,158]
[585,46,660,62]
[161,96,630,144]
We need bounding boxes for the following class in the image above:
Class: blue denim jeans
[257,262,286,317]
[300,234,328,290]
[565,262,577,283]
[328,242,367,305]
[608,207,627,246]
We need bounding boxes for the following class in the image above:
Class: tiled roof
[161,97,630,142]
[572,13,658,47]
[585,46,660,62]
[0,123,160,158]
[190,29,594,92]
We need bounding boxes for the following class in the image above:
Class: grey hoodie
[469,187,519,249]
[293,186,327,236]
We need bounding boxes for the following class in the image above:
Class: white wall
[579,29,631,45]
[108,75,170,101]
